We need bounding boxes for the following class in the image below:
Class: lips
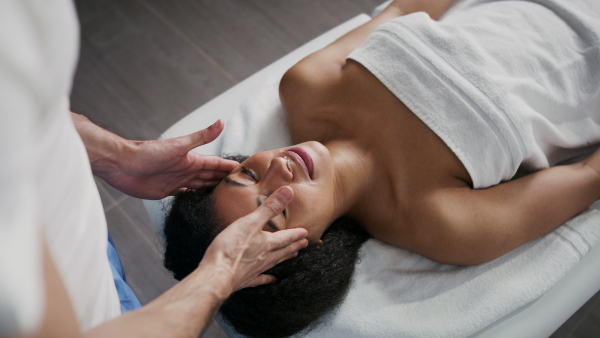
[287,147,314,179]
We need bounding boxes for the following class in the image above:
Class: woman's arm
[407,149,600,265]
[324,0,454,62]
[287,0,454,71]
[279,0,454,97]
[280,0,454,142]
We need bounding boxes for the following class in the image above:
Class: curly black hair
[162,155,370,337]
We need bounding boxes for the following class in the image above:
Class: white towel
[349,0,600,189]
[217,74,600,337]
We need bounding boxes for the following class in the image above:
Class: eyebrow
[257,198,280,231]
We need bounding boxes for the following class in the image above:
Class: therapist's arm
[71,112,238,200]
[23,187,308,338]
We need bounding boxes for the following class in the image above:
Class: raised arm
[285,0,454,72]
[407,149,600,265]
[280,0,454,143]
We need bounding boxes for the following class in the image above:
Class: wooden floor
[70,1,600,337]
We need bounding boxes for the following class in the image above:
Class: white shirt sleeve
[0,1,48,334]
[0,0,85,334]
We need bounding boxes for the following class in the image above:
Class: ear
[316,239,323,246]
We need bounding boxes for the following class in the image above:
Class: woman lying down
[163,0,600,336]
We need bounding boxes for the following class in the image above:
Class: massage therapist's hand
[200,186,309,295]
[102,119,238,199]
[72,112,239,199]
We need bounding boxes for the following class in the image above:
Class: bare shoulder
[279,51,345,109]
[360,176,475,263]
[279,51,351,143]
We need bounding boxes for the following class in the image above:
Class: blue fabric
[107,233,142,313]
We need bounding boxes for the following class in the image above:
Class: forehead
[212,179,257,225]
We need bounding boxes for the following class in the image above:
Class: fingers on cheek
[247,274,275,288]
[285,238,308,252]
[297,238,309,250]
[275,244,302,263]
[288,250,299,259]
[260,274,276,285]
[274,250,298,266]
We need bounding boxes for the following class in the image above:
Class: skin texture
[211,0,600,266]
[214,141,346,244]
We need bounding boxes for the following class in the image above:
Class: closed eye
[241,166,258,181]
[242,166,287,222]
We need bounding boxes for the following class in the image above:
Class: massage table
[143,3,600,337]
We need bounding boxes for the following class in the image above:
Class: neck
[326,140,377,222]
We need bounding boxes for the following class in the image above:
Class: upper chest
[282,59,472,188]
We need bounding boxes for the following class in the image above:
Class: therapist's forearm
[70,112,130,179]
[86,265,232,338]
[28,238,229,338]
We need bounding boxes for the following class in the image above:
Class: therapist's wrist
[195,260,236,301]
[71,112,129,179]
[153,264,234,316]
[88,138,131,182]
[105,264,234,338]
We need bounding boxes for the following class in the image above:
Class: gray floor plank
[245,0,378,46]
[139,0,301,81]
[72,0,235,140]
[105,196,176,305]
[551,290,600,338]
[94,177,123,213]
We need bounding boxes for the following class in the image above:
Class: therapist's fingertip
[255,274,276,286]
[276,186,293,202]
[224,159,240,168]
[211,119,222,129]
[292,227,308,238]
[171,187,188,196]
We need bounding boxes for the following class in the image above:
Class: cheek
[289,184,334,236]
[294,201,331,239]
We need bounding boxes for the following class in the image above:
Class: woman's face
[212,141,337,243]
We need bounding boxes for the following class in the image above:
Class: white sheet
[216,72,600,337]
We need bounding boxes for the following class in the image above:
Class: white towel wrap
[349,0,600,188]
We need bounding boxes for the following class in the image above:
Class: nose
[260,156,293,194]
